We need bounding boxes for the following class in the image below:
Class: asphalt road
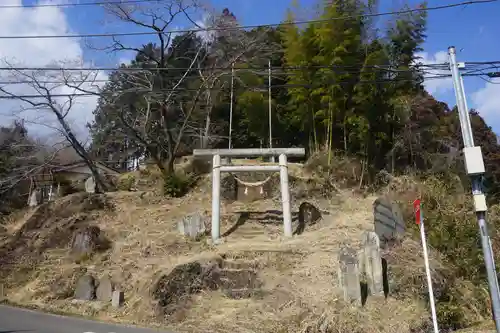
[0,304,171,333]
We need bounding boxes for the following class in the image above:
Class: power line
[0,70,448,86]
[0,62,492,95]
[0,67,449,86]
[477,75,500,84]
[0,0,495,39]
[463,61,500,66]
[0,0,165,9]
[0,74,456,99]
[0,63,450,72]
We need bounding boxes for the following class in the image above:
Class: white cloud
[471,78,500,121]
[195,13,216,43]
[118,57,133,66]
[0,0,106,142]
[414,50,453,96]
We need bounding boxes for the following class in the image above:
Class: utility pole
[449,46,500,332]
[268,59,274,162]
[228,64,234,149]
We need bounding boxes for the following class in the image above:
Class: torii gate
[193,148,306,243]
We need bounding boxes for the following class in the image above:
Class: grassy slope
[0,164,445,332]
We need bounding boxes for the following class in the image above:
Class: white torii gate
[193,148,306,243]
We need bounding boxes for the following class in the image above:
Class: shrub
[53,175,79,195]
[163,172,196,198]
[138,166,152,176]
[387,175,494,330]
[117,173,136,191]
[305,149,367,189]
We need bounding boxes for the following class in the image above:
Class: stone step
[231,228,264,234]
[221,259,259,270]
[222,288,262,299]
[229,230,266,238]
[218,268,261,289]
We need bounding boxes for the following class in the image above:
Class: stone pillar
[338,246,361,305]
[361,231,384,296]
[85,176,96,193]
[28,189,39,207]
[178,212,207,239]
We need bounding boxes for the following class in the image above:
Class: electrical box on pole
[463,146,485,175]
[449,46,500,333]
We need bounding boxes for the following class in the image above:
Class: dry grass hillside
[0,158,493,332]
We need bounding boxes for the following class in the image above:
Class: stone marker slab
[96,276,113,302]
[373,196,405,247]
[71,226,101,256]
[361,231,384,296]
[28,190,39,207]
[178,213,207,239]
[299,202,322,225]
[337,246,361,305]
[112,290,124,308]
[74,274,96,300]
[85,176,96,193]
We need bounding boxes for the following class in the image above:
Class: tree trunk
[202,90,213,149]
[152,153,167,175]
[310,103,318,152]
[343,115,348,153]
[54,111,107,194]
[166,156,175,175]
[327,106,333,167]
[73,144,107,194]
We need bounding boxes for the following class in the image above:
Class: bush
[415,177,486,280]
[163,172,196,198]
[386,175,494,330]
[53,175,79,195]
[304,149,367,189]
[138,167,151,176]
[386,238,489,331]
[117,173,136,191]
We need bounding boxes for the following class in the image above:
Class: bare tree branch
[0,60,108,193]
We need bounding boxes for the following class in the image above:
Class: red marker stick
[414,199,421,225]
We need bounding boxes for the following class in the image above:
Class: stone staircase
[220,210,297,240]
[219,258,263,299]
[152,256,265,316]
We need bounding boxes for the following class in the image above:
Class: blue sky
[16,0,500,134]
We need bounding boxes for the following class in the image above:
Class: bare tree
[88,67,207,175]
[0,121,72,213]
[0,62,108,193]
[82,1,278,175]
[192,6,280,148]
[78,0,211,175]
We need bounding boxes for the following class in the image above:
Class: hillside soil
[0,166,431,333]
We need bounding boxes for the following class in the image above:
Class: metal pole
[228,64,234,149]
[279,154,292,237]
[449,46,500,332]
[459,70,474,141]
[193,147,306,157]
[419,207,439,333]
[448,47,474,147]
[268,59,274,163]
[211,154,221,243]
